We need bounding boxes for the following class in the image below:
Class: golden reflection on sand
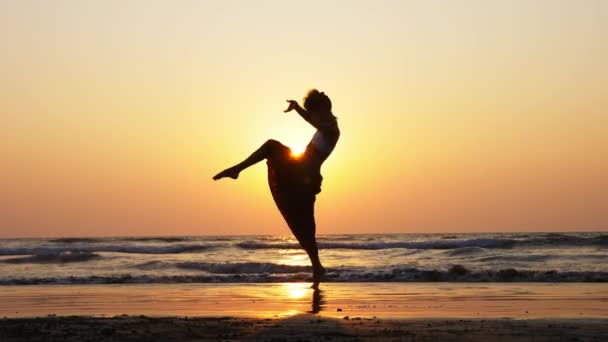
[283,283,309,299]
[3,283,607,319]
[256,283,316,317]
[274,309,300,317]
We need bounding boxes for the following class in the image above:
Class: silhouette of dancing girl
[213,89,340,285]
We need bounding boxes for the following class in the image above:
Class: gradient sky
[1,0,607,238]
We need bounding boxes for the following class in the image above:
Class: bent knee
[264,139,288,156]
[264,139,282,149]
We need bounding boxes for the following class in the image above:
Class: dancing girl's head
[304,89,333,119]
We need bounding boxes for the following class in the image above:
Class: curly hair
[303,89,332,113]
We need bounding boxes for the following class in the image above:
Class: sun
[259,118,313,159]
[290,145,306,158]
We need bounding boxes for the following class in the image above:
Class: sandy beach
[2,315,608,341]
[1,283,607,340]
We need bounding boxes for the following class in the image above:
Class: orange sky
[1,1,607,237]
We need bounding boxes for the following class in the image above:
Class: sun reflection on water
[277,251,310,266]
[283,283,309,299]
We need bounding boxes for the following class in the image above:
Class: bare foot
[212,167,240,180]
[312,265,326,285]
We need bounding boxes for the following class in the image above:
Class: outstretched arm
[284,100,328,131]
[284,100,311,122]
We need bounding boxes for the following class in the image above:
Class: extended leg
[213,139,285,180]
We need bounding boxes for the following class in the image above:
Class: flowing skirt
[266,141,322,252]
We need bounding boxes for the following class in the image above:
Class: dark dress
[265,119,339,252]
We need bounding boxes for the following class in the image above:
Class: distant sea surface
[0,233,606,285]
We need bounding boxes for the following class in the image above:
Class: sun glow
[2,1,606,238]
[258,117,313,161]
[290,146,305,158]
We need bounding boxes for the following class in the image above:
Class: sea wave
[176,262,311,274]
[50,237,196,244]
[133,261,311,274]
[444,246,488,256]
[238,235,608,251]
[478,253,608,262]
[2,234,605,257]
[520,234,608,247]
[2,252,101,264]
[237,238,516,250]
[0,244,215,256]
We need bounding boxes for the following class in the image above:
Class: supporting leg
[298,235,326,286]
[280,195,326,285]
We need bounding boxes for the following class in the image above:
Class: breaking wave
[2,252,101,264]
[444,246,488,256]
[133,261,311,274]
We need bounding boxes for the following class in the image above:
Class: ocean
[0,232,606,285]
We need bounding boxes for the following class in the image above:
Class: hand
[284,100,298,113]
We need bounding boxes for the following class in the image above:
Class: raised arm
[284,100,332,131]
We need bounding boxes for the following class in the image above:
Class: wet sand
[1,283,607,341]
[1,283,607,318]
